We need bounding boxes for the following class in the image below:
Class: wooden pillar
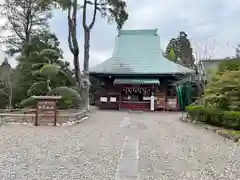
[35,102,39,126]
[151,84,154,96]
[118,86,122,110]
[164,85,168,111]
[53,101,57,126]
[150,84,155,111]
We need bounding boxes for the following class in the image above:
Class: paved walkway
[0,111,239,179]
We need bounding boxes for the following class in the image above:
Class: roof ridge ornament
[118,29,158,36]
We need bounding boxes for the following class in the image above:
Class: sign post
[32,96,61,126]
[150,95,154,111]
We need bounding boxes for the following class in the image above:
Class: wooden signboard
[156,92,165,109]
[36,100,57,126]
[167,97,178,110]
[32,96,61,126]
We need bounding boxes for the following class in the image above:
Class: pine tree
[167,48,177,62]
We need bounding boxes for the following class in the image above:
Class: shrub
[218,59,240,72]
[47,86,82,109]
[186,105,240,130]
[204,70,240,110]
[19,97,38,108]
[186,105,206,122]
[204,108,223,126]
[19,87,83,109]
[204,59,240,111]
[222,111,240,130]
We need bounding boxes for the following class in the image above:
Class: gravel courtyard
[0,110,239,180]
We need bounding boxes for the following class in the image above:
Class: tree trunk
[195,67,205,103]
[46,79,51,92]
[73,53,81,88]
[83,30,90,109]
[8,90,12,110]
[7,78,12,110]
[196,82,204,103]
[83,30,90,72]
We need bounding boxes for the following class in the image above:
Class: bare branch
[82,0,88,29]
[192,37,229,62]
[89,0,97,30]
[86,0,106,6]
[67,2,74,54]
[70,0,79,53]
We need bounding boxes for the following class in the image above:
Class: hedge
[186,105,240,130]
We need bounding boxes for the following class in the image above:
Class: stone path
[114,136,139,180]
[0,110,239,180]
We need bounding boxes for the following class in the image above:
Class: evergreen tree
[0,58,13,109]
[166,48,177,62]
[204,60,240,110]
[165,31,195,67]
[13,31,75,106]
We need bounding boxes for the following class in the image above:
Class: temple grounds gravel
[0,111,239,180]
[0,111,124,180]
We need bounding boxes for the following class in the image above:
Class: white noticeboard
[100,97,107,102]
[150,95,154,111]
[168,98,177,108]
[143,96,151,100]
[110,97,116,102]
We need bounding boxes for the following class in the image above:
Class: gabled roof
[89,29,194,75]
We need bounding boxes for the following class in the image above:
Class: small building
[199,58,233,80]
[89,29,194,111]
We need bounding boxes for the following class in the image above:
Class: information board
[36,100,57,126]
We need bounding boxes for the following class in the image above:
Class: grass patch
[216,129,240,142]
[225,130,240,136]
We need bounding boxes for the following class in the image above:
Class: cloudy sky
[1,0,240,68]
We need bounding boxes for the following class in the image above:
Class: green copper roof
[89,29,194,75]
[114,78,160,85]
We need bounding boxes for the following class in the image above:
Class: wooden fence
[0,110,88,126]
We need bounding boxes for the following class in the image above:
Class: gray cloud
[2,0,240,67]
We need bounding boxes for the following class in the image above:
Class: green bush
[19,87,83,109]
[19,97,38,108]
[0,92,8,109]
[47,86,82,109]
[222,111,240,129]
[205,108,223,126]
[218,59,240,72]
[186,105,206,122]
[186,105,240,130]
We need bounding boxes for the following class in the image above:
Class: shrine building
[89,29,194,111]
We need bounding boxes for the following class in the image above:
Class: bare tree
[190,37,229,102]
[192,37,228,76]
[67,0,81,88]
[82,0,128,108]
[54,0,128,109]
[53,0,82,88]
